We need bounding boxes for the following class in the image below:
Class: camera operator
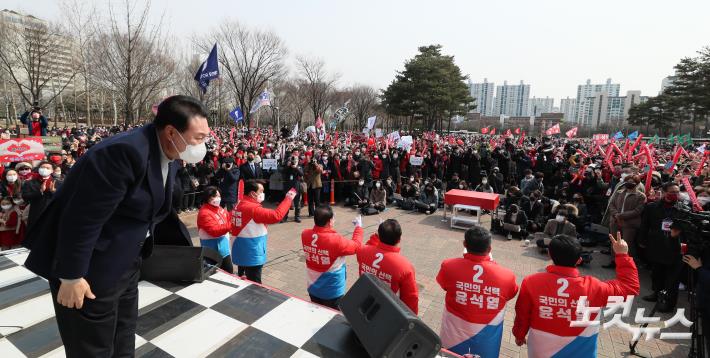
[638,182,686,312]
[20,106,48,137]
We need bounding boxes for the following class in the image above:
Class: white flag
[290,123,298,138]
[366,115,377,129]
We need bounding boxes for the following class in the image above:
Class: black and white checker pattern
[0,249,458,358]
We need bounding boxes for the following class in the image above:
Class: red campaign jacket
[437,253,518,324]
[512,254,640,357]
[357,234,419,314]
[302,226,364,273]
[196,203,231,240]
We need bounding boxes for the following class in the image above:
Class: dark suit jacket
[239,161,262,181]
[23,124,176,292]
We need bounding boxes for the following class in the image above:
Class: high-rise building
[575,78,620,123]
[0,9,75,100]
[493,80,530,117]
[560,97,577,122]
[528,97,554,116]
[578,90,646,128]
[660,75,677,94]
[468,78,495,116]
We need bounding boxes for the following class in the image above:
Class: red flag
[489,137,497,149]
[489,128,496,135]
[503,129,512,138]
[481,127,489,134]
[565,127,578,138]
[545,124,560,135]
[514,128,521,135]
[518,131,525,147]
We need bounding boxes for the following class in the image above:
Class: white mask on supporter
[257,192,265,203]
[209,197,221,207]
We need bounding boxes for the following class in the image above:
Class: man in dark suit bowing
[22,95,210,357]
[239,150,263,180]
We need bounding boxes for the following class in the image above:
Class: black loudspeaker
[339,273,441,358]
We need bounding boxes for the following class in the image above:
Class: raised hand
[609,231,628,255]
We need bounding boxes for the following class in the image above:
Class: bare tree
[91,0,174,125]
[296,56,338,122]
[275,78,309,128]
[349,85,378,129]
[60,0,98,126]
[198,20,287,127]
[0,14,78,109]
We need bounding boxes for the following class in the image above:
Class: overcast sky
[7,0,710,103]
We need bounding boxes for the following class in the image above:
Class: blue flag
[229,106,244,123]
[627,131,639,140]
[250,90,271,113]
[194,44,220,94]
[613,131,624,140]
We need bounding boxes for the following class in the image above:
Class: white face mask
[170,131,206,164]
[13,199,23,205]
[6,175,17,183]
[481,179,488,184]
[556,215,565,222]
[256,192,265,203]
[209,197,221,207]
[358,180,365,186]
[375,182,381,188]
[1,204,11,210]
[38,168,52,178]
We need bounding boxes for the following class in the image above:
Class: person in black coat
[176,161,197,212]
[503,204,528,239]
[22,95,210,357]
[239,150,263,180]
[357,156,375,188]
[22,162,60,230]
[637,182,685,312]
[216,157,240,211]
[282,155,304,222]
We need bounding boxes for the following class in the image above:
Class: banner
[593,134,609,145]
[375,128,383,138]
[0,138,45,163]
[545,124,560,135]
[388,131,400,142]
[261,158,278,170]
[398,135,413,150]
[409,156,423,166]
[250,90,271,113]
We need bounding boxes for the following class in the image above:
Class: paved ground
[180,203,693,358]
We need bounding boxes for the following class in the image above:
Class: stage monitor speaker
[339,273,441,358]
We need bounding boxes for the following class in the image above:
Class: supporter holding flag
[512,233,640,357]
[230,180,296,283]
[196,186,234,272]
[301,206,363,309]
[437,226,518,357]
[357,219,418,314]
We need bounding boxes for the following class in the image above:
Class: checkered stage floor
[0,249,458,358]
